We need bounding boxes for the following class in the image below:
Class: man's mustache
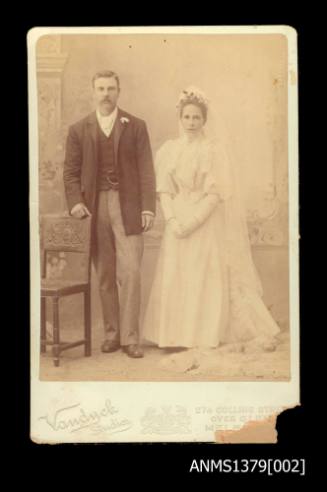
[101,98,111,103]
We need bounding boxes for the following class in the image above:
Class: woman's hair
[177,87,209,123]
[179,99,208,123]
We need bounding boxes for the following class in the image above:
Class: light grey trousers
[94,190,144,346]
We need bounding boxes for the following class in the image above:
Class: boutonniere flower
[120,117,129,124]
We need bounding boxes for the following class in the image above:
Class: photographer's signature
[39,399,132,435]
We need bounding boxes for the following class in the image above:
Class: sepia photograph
[29,26,299,442]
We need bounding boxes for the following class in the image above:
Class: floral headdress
[176,86,209,110]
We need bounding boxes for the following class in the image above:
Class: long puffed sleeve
[155,140,178,224]
[179,194,219,236]
[194,193,220,223]
[178,141,232,237]
[155,141,177,195]
[159,193,175,222]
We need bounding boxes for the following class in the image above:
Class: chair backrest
[40,215,92,283]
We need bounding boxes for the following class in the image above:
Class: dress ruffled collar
[165,133,212,179]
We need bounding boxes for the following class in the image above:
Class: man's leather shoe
[123,344,144,358]
[101,340,120,353]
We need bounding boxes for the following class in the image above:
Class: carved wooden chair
[40,215,92,366]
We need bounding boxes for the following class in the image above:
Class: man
[63,70,156,358]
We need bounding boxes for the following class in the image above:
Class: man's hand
[142,213,154,232]
[70,203,91,219]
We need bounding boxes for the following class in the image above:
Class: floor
[39,322,290,382]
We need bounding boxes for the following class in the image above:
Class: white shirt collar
[96,106,118,129]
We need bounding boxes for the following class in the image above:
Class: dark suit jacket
[63,108,156,235]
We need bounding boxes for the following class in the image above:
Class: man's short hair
[92,70,120,88]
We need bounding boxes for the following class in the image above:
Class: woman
[142,87,280,349]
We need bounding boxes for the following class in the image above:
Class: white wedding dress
[142,134,280,348]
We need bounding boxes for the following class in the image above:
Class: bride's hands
[180,216,201,237]
[168,217,200,238]
[168,218,185,238]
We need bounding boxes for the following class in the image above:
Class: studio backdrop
[36,33,289,330]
